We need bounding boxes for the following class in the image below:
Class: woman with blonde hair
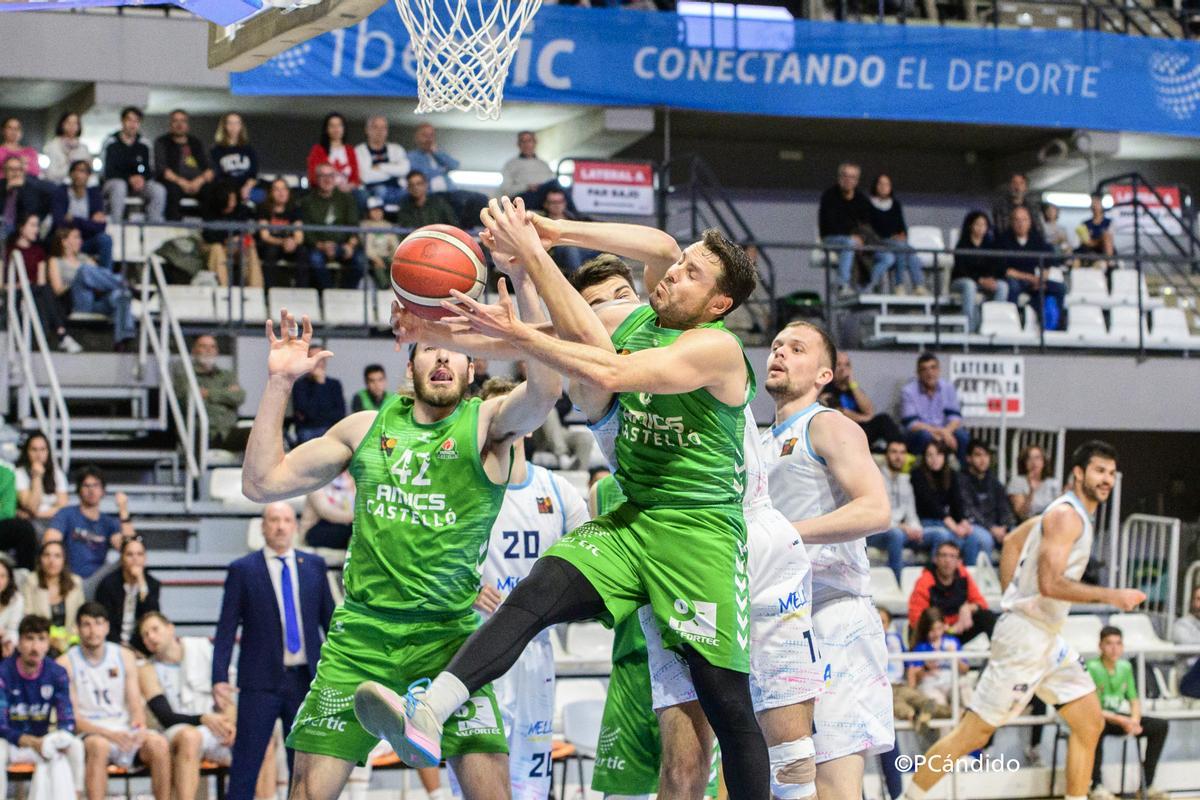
[21,540,84,654]
[211,112,259,203]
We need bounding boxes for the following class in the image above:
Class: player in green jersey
[375,199,771,799]
[239,292,560,800]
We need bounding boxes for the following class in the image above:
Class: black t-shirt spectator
[962,471,1015,529]
[211,145,259,190]
[101,132,153,183]
[257,204,300,234]
[993,228,1055,274]
[818,186,873,238]
[869,197,908,239]
[154,135,210,183]
[912,468,965,522]
[951,238,1005,283]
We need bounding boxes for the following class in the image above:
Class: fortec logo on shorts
[669,599,719,647]
[450,699,501,736]
[437,437,459,459]
[780,437,798,456]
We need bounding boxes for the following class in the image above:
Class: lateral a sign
[572,161,655,216]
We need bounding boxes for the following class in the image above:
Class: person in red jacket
[305,112,360,191]
[907,540,997,646]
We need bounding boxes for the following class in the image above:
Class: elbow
[241,475,267,504]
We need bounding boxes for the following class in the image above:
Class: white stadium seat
[1109,270,1163,309]
[1061,614,1105,655]
[1148,307,1200,348]
[1108,613,1172,652]
[323,289,371,327]
[214,287,269,325]
[899,566,925,601]
[562,699,604,759]
[565,622,615,661]
[268,288,322,324]
[979,301,1032,341]
[376,290,395,330]
[1064,304,1109,343]
[1108,306,1147,345]
[162,285,216,323]
[907,225,949,272]
[870,567,906,614]
[1066,268,1109,307]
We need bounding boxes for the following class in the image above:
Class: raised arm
[1037,505,1144,610]
[242,312,367,503]
[530,213,682,293]
[797,411,891,543]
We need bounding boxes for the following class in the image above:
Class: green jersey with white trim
[345,394,507,618]
[609,305,755,509]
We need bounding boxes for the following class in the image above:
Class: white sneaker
[894,284,909,296]
[913,285,930,296]
[354,679,442,768]
[1090,787,1119,800]
[59,335,83,354]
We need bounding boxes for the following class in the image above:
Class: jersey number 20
[502,530,540,559]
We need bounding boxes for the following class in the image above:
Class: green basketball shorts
[591,650,661,795]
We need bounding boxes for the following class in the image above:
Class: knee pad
[768,736,817,800]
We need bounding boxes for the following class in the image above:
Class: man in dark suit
[212,501,334,800]
[51,159,114,269]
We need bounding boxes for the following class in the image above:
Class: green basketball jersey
[593,474,627,516]
[593,475,643,663]
[345,394,507,619]
[610,305,755,508]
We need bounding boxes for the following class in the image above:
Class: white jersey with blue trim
[1002,491,1093,633]
[765,402,870,604]
[67,642,130,730]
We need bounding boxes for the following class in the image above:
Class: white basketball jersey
[482,464,589,642]
[1002,491,1093,633]
[765,402,870,604]
[588,401,620,473]
[68,643,129,730]
[741,407,771,510]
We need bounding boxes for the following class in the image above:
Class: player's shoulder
[1041,500,1083,537]
[809,403,869,447]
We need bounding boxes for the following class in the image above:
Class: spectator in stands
[541,187,597,273]
[870,439,923,581]
[213,502,334,798]
[821,351,903,450]
[1086,626,1170,800]
[0,614,84,799]
[408,122,488,229]
[15,432,68,539]
[300,163,365,290]
[395,169,457,229]
[994,206,1066,329]
[292,344,346,444]
[498,130,556,205]
[900,352,968,461]
[201,181,263,288]
[907,540,997,646]
[256,177,304,285]
[467,356,492,397]
[1007,444,1060,522]
[1075,192,1115,265]
[911,442,992,565]
[355,115,410,207]
[0,560,25,656]
[43,112,92,185]
[0,118,41,182]
[51,159,113,270]
[961,439,1012,553]
[352,363,389,412]
[155,109,214,221]
[1172,585,1200,670]
[6,213,84,354]
[1041,202,1071,254]
[60,603,171,800]
[101,106,166,223]
[907,606,969,719]
[306,112,360,192]
[95,535,159,655]
[44,466,133,587]
[867,173,925,294]
[950,210,1007,332]
[817,161,877,296]
[300,470,354,551]
[138,611,248,800]
[174,335,247,452]
[362,197,400,289]
[48,227,136,351]
[210,112,259,204]
[1,156,50,240]
[21,541,84,654]
[991,172,1042,236]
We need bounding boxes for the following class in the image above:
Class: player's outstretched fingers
[300,313,315,343]
[265,318,278,344]
[480,204,497,232]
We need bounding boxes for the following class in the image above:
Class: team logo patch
[450,698,502,736]
[40,685,53,700]
[669,598,719,646]
[380,435,397,456]
[437,437,459,459]
[536,496,554,514]
[108,668,119,679]
[780,437,798,456]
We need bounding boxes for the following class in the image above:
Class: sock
[424,672,470,725]
[427,789,448,800]
[903,785,928,800]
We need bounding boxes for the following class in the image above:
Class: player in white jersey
[59,602,171,800]
[904,441,1146,800]
[762,321,895,799]
[472,377,590,800]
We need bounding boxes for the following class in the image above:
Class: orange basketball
[391,224,487,320]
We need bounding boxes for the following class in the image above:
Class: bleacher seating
[1109,305,1148,344]
[899,565,924,602]
[564,622,615,661]
[268,288,322,324]
[870,567,906,614]
[979,300,1035,343]
[1110,270,1164,309]
[323,288,373,327]
[1065,269,1110,307]
[163,285,217,323]
[1060,614,1105,655]
[1148,307,1200,348]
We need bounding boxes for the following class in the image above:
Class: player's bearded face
[764,329,826,399]
[650,247,723,326]
[1077,458,1116,504]
[411,348,471,407]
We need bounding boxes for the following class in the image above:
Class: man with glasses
[299,165,365,290]
[44,467,134,596]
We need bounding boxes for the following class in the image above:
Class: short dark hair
[569,254,634,294]
[364,364,385,380]
[885,437,907,450]
[18,615,51,638]
[406,169,428,183]
[917,352,939,368]
[68,159,91,175]
[169,108,188,119]
[55,112,81,138]
[77,602,109,625]
[1071,440,1118,473]
[74,465,105,490]
[137,610,171,633]
[544,188,567,201]
[701,228,757,313]
[1100,625,1122,641]
[936,540,961,557]
[967,439,992,457]
[119,106,143,122]
[784,321,836,370]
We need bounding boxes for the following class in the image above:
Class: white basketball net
[394,0,542,120]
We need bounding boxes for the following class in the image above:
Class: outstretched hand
[264,309,333,381]
[480,197,542,266]
[441,279,524,342]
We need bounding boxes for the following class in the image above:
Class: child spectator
[878,607,922,800]
[21,542,84,654]
[908,607,970,718]
[43,112,92,186]
[1007,444,1061,521]
[362,197,400,289]
[48,227,136,351]
[1041,202,1071,254]
[1075,193,1115,266]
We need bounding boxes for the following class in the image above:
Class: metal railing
[138,255,208,509]
[1112,514,1182,638]
[4,250,72,475]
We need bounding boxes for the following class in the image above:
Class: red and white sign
[950,355,1025,419]
[1109,184,1184,237]
[571,161,655,216]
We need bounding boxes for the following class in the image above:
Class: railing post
[1038,253,1047,351]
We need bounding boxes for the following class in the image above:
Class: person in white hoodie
[354,116,410,209]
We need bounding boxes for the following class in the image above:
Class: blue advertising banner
[231,3,1200,137]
